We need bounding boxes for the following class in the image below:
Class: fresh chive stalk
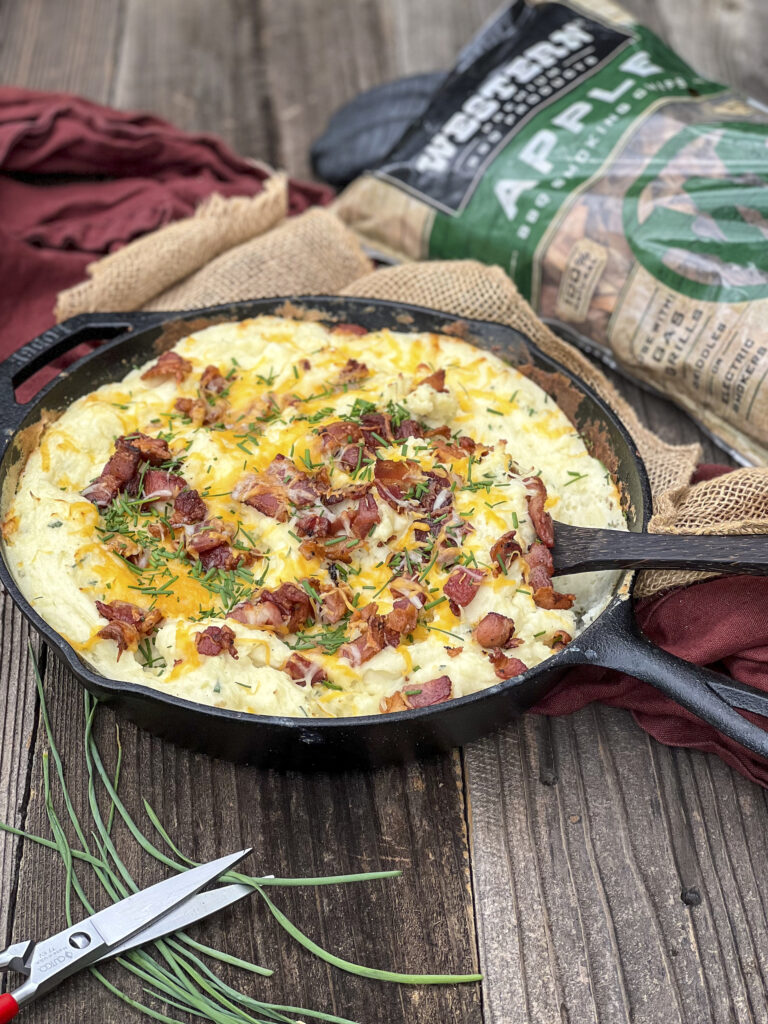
[0,644,481,1024]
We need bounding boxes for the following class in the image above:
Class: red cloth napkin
[2,89,767,786]
[0,87,332,355]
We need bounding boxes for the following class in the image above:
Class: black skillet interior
[0,296,766,768]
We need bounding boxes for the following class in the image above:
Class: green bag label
[376,6,726,300]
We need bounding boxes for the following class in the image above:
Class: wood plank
[9,650,481,1023]
[0,0,123,102]
[112,0,278,163]
[0,594,41,948]
[465,705,768,1024]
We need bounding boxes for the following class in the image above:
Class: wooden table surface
[3,3,768,1023]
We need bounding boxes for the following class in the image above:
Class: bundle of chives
[0,646,481,1024]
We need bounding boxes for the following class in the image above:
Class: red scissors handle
[0,993,20,1023]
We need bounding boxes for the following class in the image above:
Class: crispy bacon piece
[319,416,391,471]
[142,469,186,502]
[82,478,120,508]
[435,516,473,568]
[474,612,516,649]
[525,542,574,610]
[526,542,555,591]
[195,625,238,659]
[445,646,463,658]
[284,653,328,687]
[269,455,321,507]
[373,459,422,509]
[387,578,426,634]
[141,350,192,383]
[331,323,367,336]
[551,629,572,650]
[83,437,140,507]
[339,610,398,667]
[170,488,207,525]
[359,412,393,447]
[443,567,485,615]
[416,368,447,392]
[394,418,424,441]
[490,531,522,575]
[337,444,363,474]
[487,651,528,680]
[408,675,452,707]
[198,545,241,571]
[184,517,249,572]
[318,582,352,624]
[524,476,554,547]
[96,600,162,632]
[385,602,418,635]
[350,602,379,625]
[228,598,284,628]
[269,582,314,631]
[431,435,477,461]
[338,631,381,667]
[300,537,355,563]
[186,519,235,555]
[380,675,452,713]
[295,513,336,539]
[230,582,313,634]
[379,691,409,713]
[349,492,380,540]
[174,396,227,426]
[131,434,173,465]
[200,364,229,394]
[337,358,369,384]
[233,456,320,521]
[533,586,574,610]
[322,480,371,505]
[105,535,148,567]
[96,600,163,659]
[390,578,428,608]
[97,620,140,659]
[417,470,453,518]
[174,397,205,423]
[83,434,173,508]
[247,491,289,521]
[319,421,364,453]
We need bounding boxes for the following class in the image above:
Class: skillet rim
[0,295,652,734]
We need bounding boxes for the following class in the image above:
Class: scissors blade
[101,883,252,962]
[88,849,251,949]
[11,850,251,1007]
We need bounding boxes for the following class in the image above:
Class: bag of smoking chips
[334,0,768,464]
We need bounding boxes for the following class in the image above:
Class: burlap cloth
[56,177,768,598]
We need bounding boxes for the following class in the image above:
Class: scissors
[0,848,252,1022]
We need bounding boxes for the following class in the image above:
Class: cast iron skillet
[1,296,766,769]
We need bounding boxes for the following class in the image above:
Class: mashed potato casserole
[3,316,626,717]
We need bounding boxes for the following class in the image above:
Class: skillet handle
[0,312,168,432]
[562,597,768,760]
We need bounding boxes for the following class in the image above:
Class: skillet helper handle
[0,994,19,1023]
[552,524,768,576]
[0,312,167,431]
[571,599,768,760]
